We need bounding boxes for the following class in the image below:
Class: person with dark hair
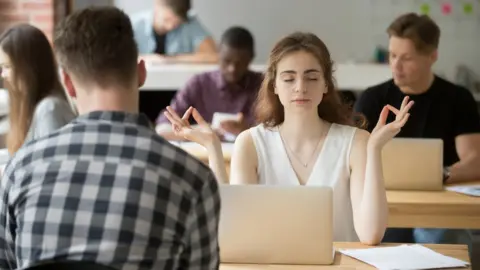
[131,0,217,63]
[156,26,262,140]
[164,31,414,245]
[354,13,480,245]
[0,24,76,155]
[0,6,220,270]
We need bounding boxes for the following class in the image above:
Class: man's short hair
[387,13,440,54]
[158,0,191,19]
[53,7,138,88]
[220,26,255,57]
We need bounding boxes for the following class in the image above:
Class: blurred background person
[131,0,217,63]
[0,24,76,156]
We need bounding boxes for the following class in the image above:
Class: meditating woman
[164,32,413,245]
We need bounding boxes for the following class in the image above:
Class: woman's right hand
[165,106,229,183]
[163,106,219,148]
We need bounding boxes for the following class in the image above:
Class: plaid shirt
[0,111,221,270]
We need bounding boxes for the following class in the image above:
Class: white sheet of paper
[339,244,469,270]
[446,185,480,197]
[211,112,239,129]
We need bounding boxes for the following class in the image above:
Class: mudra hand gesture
[370,96,414,148]
[163,106,218,147]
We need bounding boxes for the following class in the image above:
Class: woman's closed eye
[282,77,319,83]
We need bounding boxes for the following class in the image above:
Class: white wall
[114,0,480,80]
[113,0,146,14]
[74,0,111,10]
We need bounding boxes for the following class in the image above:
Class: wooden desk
[220,243,471,269]
[387,185,480,229]
[178,144,480,229]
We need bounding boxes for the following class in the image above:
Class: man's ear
[61,69,76,98]
[137,59,147,88]
[430,49,438,64]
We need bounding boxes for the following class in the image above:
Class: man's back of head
[54,7,146,114]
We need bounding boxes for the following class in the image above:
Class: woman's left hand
[369,96,414,149]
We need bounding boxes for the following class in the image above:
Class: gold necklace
[279,126,327,168]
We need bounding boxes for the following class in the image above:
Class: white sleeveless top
[250,123,359,242]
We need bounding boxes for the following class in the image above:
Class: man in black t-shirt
[354,13,480,245]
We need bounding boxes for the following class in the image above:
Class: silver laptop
[219,184,334,265]
[382,138,443,191]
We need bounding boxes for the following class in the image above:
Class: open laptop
[218,184,334,265]
[382,138,443,191]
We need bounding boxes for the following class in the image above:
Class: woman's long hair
[255,32,365,128]
[0,24,68,154]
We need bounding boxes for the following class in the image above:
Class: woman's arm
[349,129,388,245]
[168,17,218,64]
[205,137,229,184]
[168,38,218,63]
[350,97,413,245]
[229,130,259,185]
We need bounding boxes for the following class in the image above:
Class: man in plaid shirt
[0,6,220,270]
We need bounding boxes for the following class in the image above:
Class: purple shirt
[156,70,263,125]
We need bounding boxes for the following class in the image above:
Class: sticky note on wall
[463,3,473,14]
[420,3,430,15]
[441,2,452,15]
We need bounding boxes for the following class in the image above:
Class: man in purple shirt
[156,26,263,140]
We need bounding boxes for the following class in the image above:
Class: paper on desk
[339,244,469,270]
[211,112,240,142]
[446,185,480,197]
[211,112,239,129]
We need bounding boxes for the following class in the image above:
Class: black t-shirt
[354,75,480,166]
[153,28,166,55]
